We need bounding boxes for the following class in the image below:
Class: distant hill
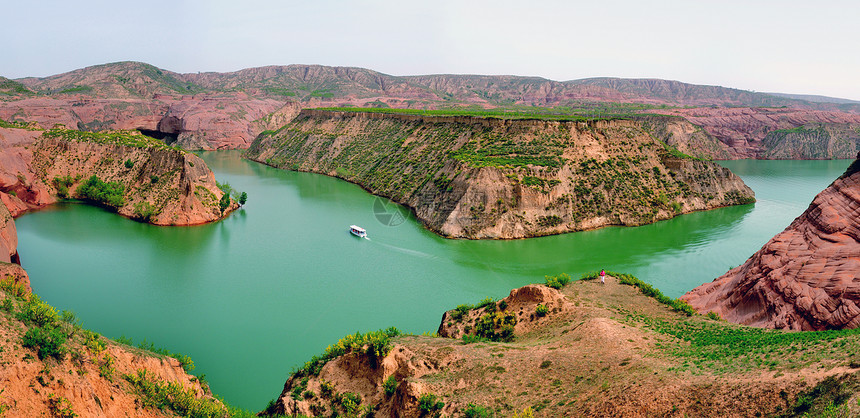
[10,61,860,113]
[764,92,860,104]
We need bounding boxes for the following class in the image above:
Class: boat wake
[372,240,438,260]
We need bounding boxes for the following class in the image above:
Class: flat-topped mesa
[247,109,754,239]
[27,128,236,225]
[682,154,860,330]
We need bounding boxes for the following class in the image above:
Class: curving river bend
[15,152,852,409]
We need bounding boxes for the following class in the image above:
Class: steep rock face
[246,110,754,239]
[0,125,55,215]
[29,132,234,225]
[682,156,860,330]
[0,200,18,264]
[0,95,283,150]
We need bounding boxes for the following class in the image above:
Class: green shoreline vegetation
[313,104,682,122]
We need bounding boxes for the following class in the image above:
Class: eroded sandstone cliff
[682,155,860,330]
[0,124,236,225]
[246,110,754,239]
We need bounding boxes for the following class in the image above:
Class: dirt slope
[266,276,860,417]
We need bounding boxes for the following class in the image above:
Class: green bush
[133,201,160,222]
[0,276,28,299]
[476,297,496,311]
[124,159,134,168]
[535,304,549,317]
[463,403,492,418]
[706,311,722,321]
[383,375,398,397]
[75,175,125,208]
[52,176,75,198]
[609,271,696,316]
[219,193,230,214]
[418,393,444,415]
[475,311,517,342]
[22,326,66,360]
[544,273,571,289]
[150,175,159,184]
[450,304,472,321]
[124,369,226,417]
[17,295,58,327]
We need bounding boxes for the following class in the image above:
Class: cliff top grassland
[270,273,860,418]
[41,127,181,151]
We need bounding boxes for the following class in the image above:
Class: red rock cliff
[682,155,860,330]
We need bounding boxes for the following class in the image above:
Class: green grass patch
[124,369,226,417]
[42,128,177,150]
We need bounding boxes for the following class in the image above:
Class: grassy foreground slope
[267,274,860,417]
[246,109,752,239]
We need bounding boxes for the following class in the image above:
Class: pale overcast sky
[4,0,859,100]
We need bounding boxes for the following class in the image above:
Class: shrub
[124,369,227,417]
[219,193,230,214]
[75,175,125,208]
[383,376,398,397]
[22,326,66,360]
[475,311,517,342]
[706,311,722,321]
[238,192,247,206]
[418,393,444,415]
[611,271,696,316]
[47,394,77,418]
[150,175,159,184]
[476,297,496,311]
[450,304,472,321]
[17,295,58,327]
[52,176,75,198]
[535,304,549,317]
[133,201,160,222]
[0,275,28,299]
[124,159,134,168]
[544,273,571,289]
[463,403,491,417]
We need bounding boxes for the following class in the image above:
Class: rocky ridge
[246,110,754,239]
[682,155,860,330]
[5,61,860,155]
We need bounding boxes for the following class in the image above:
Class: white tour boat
[349,225,367,238]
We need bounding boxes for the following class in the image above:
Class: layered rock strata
[247,110,754,239]
[682,155,860,330]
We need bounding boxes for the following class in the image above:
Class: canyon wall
[682,155,860,330]
[246,110,754,239]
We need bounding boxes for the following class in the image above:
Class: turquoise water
[14,153,851,410]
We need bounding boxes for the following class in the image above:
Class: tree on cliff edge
[219,193,230,214]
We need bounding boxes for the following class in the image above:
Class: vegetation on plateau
[42,127,179,150]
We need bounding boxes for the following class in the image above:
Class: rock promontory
[682,154,860,330]
[246,109,754,239]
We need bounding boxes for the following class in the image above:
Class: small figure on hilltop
[600,269,605,284]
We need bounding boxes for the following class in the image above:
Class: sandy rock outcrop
[438,284,569,338]
[682,155,860,330]
[30,134,235,225]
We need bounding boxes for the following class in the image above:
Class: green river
[14,152,852,410]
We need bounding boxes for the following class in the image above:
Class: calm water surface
[15,153,851,409]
